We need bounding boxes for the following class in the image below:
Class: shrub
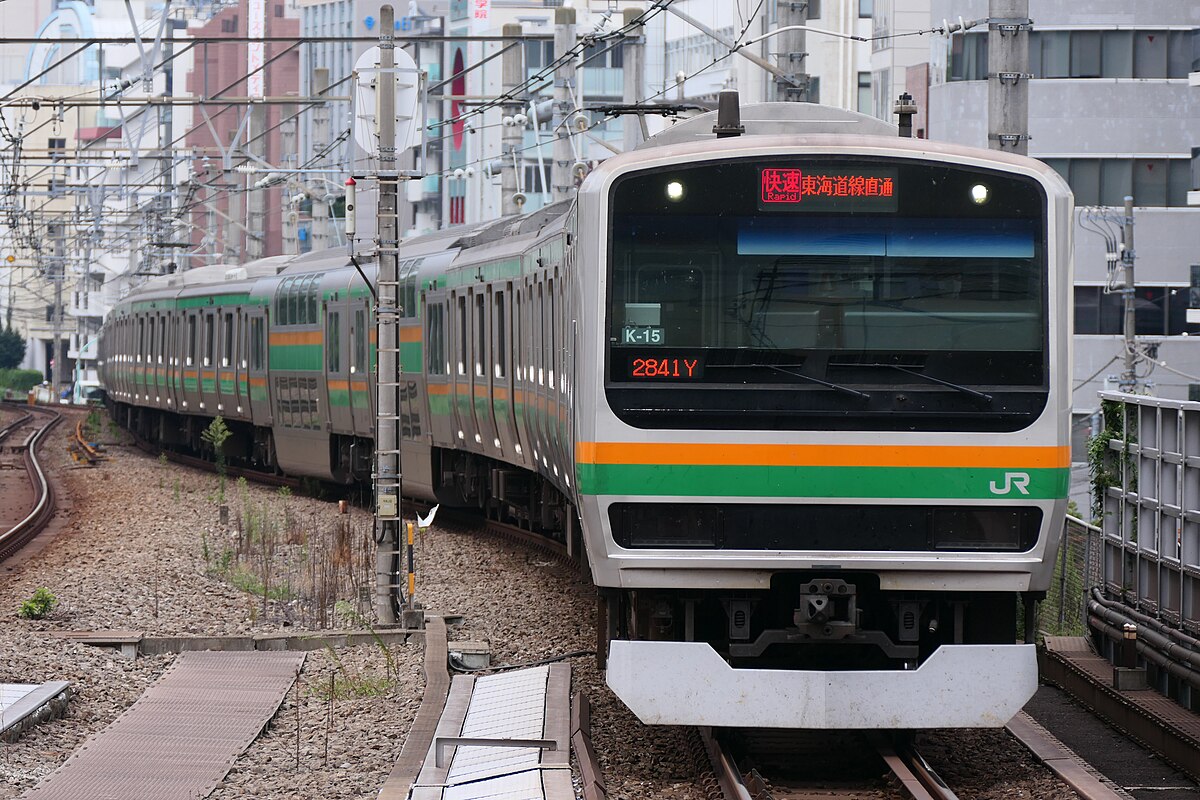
[0,368,46,393]
[18,587,57,619]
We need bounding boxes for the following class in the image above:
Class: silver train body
[100,103,1073,729]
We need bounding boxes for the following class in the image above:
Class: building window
[858,0,872,18]
[953,29,1197,82]
[1040,157,1190,207]
[857,72,871,113]
[1074,285,1200,336]
[47,137,66,160]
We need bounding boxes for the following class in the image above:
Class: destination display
[759,167,899,212]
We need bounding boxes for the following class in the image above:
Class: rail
[0,404,62,562]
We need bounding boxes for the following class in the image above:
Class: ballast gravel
[0,421,1082,799]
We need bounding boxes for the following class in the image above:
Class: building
[183,0,300,261]
[925,0,1200,438]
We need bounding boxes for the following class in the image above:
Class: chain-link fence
[1037,515,1104,637]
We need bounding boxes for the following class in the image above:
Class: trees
[0,326,26,370]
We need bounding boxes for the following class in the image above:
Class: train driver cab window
[187,316,197,366]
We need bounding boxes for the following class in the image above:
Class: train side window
[475,292,486,378]
[158,316,166,363]
[425,303,443,375]
[204,314,214,367]
[287,279,299,325]
[495,290,506,379]
[137,318,145,362]
[147,318,155,364]
[250,317,263,371]
[187,315,197,366]
[222,313,233,367]
[238,314,247,369]
[327,311,340,372]
[354,309,366,374]
[456,295,467,375]
[307,276,319,324]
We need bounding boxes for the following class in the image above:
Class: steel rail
[0,405,62,562]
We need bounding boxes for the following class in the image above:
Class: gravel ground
[0,425,1088,799]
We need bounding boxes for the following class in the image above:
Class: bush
[18,587,57,619]
[0,368,45,393]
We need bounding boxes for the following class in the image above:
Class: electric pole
[987,0,1030,155]
[774,0,808,101]
[311,67,331,253]
[500,22,524,214]
[622,6,646,152]
[1120,196,1138,392]
[375,3,404,626]
[551,6,576,201]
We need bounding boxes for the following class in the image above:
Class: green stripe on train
[269,344,323,370]
[574,464,1070,500]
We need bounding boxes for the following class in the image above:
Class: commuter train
[99,98,1073,729]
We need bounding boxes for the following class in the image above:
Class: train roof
[640,102,896,149]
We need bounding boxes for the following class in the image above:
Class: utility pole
[551,6,576,201]
[622,6,646,152]
[1120,196,1138,392]
[49,222,64,391]
[987,0,1030,155]
[375,3,403,626]
[281,104,298,255]
[500,22,524,214]
[775,0,808,101]
[311,67,330,252]
[246,103,267,260]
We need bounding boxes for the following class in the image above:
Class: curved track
[0,403,62,563]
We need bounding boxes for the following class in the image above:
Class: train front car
[574,129,1072,729]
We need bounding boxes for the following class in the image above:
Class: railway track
[0,402,63,562]
[701,727,961,800]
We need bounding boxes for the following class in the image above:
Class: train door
[492,283,519,460]
[234,308,247,417]
[326,296,352,435]
[450,291,472,450]
[247,307,270,424]
[474,287,499,456]
[349,301,372,437]
[183,310,200,412]
[423,292,452,448]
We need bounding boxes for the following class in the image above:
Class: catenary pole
[1121,196,1137,391]
[987,0,1030,155]
[551,6,576,201]
[621,6,646,152]
[775,0,808,101]
[500,22,524,214]
[375,3,403,625]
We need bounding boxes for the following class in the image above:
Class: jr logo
[989,472,1031,495]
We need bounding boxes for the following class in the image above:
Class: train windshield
[605,157,1049,432]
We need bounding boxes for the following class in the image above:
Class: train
[99,95,1073,729]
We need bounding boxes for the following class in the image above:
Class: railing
[1038,514,1103,637]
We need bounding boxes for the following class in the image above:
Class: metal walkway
[23,650,305,800]
[410,663,573,800]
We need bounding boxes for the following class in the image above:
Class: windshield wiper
[765,365,871,400]
[865,363,992,403]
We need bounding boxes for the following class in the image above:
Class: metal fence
[1038,515,1104,637]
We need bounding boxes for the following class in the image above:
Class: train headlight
[665,180,685,202]
[969,183,990,205]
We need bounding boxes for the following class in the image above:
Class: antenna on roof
[712,90,745,139]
